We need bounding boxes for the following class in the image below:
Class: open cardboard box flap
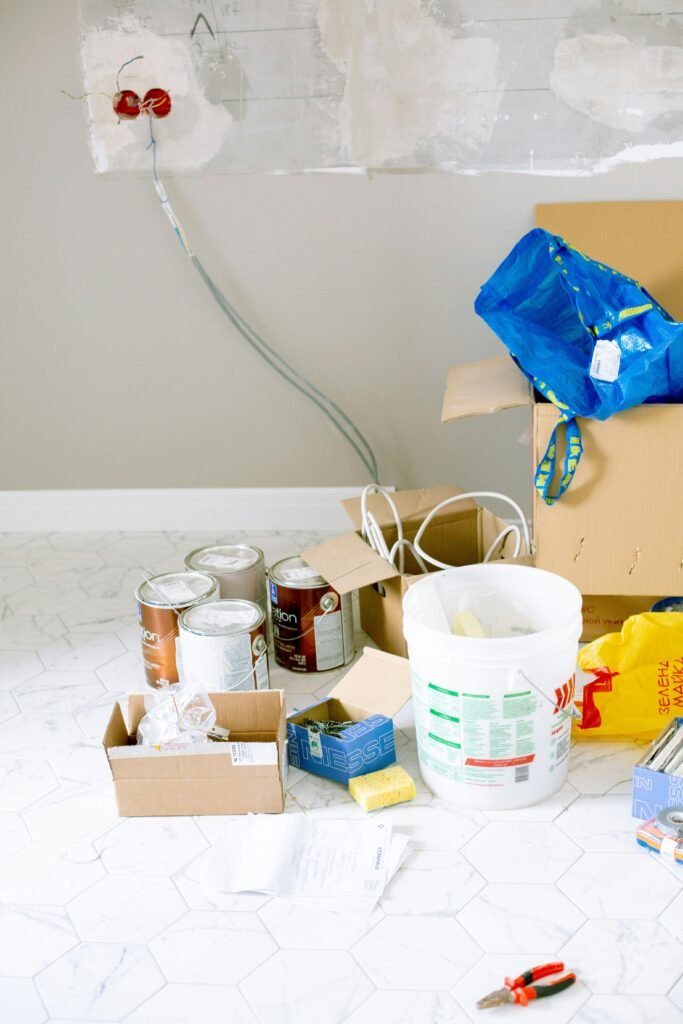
[442,356,532,423]
[341,484,480,530]
[302,485,488,594]
[301,531,398,595]
[327,647,412,719]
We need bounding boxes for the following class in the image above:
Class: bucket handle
[507,668,581,723]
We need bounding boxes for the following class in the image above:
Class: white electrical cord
[413,492,530,570]
[360,485,428,574]
[360,485,530,574]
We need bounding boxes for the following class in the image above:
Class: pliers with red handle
[477,962,577,1009]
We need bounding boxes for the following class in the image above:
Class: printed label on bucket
[412,669,573,788]
[412,672,538,786]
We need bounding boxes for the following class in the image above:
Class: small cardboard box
[287,647,412,783]
[103,690,287,816]
[302,486,516,657]
[633,718,683,820]
[442,201,683,640]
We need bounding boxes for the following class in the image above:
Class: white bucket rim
[402,564,582,658]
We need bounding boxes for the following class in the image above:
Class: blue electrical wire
[146,118,379,482]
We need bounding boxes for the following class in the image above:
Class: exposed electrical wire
[145,117,379,482]
[116,54,144,92]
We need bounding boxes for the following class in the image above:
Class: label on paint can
[199,553,252,570]
[280,566,321,583]
[156,580,199,605]
[271,581,353,673]
[313,610,345,671]
[201,609,257,630]
[222,633,256,691]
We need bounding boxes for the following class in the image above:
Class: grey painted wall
[2,0,683,514]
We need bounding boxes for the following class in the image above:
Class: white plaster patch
[551,34,683,133]
[81,15,232,173]
[317,0,501,166]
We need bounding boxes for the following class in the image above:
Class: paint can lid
[136,571,217,608]
[269,556,328,589]
[180,599,264,636]
[185,544,263,575]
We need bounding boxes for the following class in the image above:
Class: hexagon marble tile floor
[0,529,681,1024]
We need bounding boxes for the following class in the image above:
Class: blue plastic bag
[475,229,683,505]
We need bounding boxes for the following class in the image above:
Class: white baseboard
[0,488,370,532]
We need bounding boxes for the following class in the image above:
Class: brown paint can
[135,571,219,688]
[269,556,354,673]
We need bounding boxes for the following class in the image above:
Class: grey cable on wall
[148,120,380,483]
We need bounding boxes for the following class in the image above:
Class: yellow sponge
[348,764,417,812]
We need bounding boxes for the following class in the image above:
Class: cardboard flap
[330,647,411,719]
[342,485,479,531]
[103,701,130,751]
[442,356,531,423]
[301,532,398,594]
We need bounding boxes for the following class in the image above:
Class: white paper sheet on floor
[205,816,410,912]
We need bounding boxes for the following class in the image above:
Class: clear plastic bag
[137,640,217,746]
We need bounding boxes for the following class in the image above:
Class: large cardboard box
[103,690,287,816]
[302,486,517,657]
[442,201,683,635]
[287,647,412,783]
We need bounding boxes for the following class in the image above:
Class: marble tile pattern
[0,529,680,1024]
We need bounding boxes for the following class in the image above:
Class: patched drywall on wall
[80,0,683,175]
[317,0,501,166]
[551,34,683,133]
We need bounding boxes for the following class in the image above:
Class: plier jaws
[477,961,577,1009]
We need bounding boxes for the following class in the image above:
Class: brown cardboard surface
[330,647,411,718]
[536,201,683,319]
[103,689,286,816]
[440,201,683,601]
[359,578,410,658]
[341,485,480,531]
[533,403,683,594]
[581,594,659,642]
[114,778,284,816]
[441,356,531,423]
[301,531,398,594]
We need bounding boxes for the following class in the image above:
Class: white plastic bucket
[402,564,582,810]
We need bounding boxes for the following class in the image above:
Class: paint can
[135,571,219,688]
[178,599,269,692]
[269,556,354,673]
[185,545,267,616]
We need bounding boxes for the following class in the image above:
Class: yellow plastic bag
[575,613,683,740]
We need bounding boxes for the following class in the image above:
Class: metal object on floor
[477,961,577,1009]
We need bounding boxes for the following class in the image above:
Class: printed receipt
[206,817,408,904]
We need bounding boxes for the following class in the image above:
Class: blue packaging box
[633,717,683,819]
[287,647,412,784]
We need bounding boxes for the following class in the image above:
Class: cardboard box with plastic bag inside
[102,689,287,816]
[442,200,683,640]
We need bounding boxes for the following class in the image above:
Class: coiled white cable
[413,492,530,570]
[360,485,530,573]
[360,485,428,574]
